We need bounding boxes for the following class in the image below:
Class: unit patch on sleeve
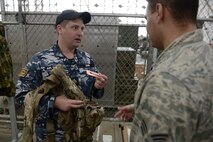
[18,68,28,77]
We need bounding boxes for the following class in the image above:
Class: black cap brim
[78,12,91,24]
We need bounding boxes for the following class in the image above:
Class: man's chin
[73,43,81,48]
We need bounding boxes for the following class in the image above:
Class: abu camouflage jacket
[0,22,15,97]
[131,30,213,142]
[22,64,104,142]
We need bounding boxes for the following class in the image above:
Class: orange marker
[86,70,102,78]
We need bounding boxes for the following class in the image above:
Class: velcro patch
[18,68,28,77]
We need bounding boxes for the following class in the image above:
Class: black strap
[48,95,56,119]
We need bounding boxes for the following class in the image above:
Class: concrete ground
[0,128,12,142]
[0,120,131,142]
[0,134,11,142]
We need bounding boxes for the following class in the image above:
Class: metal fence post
[18,0,28,66]
[8,97,19,142]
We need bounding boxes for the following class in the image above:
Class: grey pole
[8,97,19,142]
[18,0,28,66]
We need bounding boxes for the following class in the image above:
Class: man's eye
[72,26,78,30]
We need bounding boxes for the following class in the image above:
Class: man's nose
[78,29,83,37]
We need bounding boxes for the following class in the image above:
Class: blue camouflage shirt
[15,43,104,141]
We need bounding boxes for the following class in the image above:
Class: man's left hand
[94,73,108,89]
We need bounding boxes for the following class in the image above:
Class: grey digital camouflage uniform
[15,43,104,141]
[131,29,213,142]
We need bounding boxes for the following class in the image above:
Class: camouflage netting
[0,22,15,96]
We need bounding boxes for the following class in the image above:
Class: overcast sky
[2,0,148,36]
[2,0,213,39]
[3,0,147,13]
[57,0,148,36]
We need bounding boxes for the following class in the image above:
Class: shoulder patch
[18,68,28,77]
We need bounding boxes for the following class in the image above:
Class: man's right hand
[114,104,134,121]
[54,95,84,111]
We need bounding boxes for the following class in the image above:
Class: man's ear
[155,3,164,23]
[56,25,62,34]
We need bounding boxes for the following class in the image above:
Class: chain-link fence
[198,0,213,43]
[0,0,149,127]
[0,0,213,138]
[2,13,147,107]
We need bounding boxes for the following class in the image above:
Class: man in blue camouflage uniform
[15,9,108,142]
[115,0,213,141]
